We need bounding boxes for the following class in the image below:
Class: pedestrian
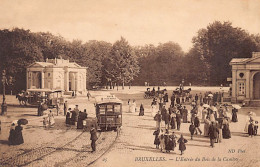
[169,131,177,151]
[222,117,231,139]
[163,93,169,103]
[182,106,188,123]
[48,110,55,127]
[56,100,60,116]
[216,119,223,143]
[43,116,49,128]
[176,96,181,105]
[74,105,80,126]
[159,129,165,152]
[161,106,167,127]
[208,122,219,148]
[37,102,42,116]
[177,134,188,155]
[139,103,144,116]
[14,122,24,145]
[8,123,16,145]
[195,94,198,104]
[176,109,182,131]
[154,111,162,129]
[231,107,238,122]
[165,110,171,130]
[204,118,210,137]
[189,122,196,140]
[202,107,208,123]
[87,91,91,101]
[64,101,68,116]
[194,115,202,135]
[248,120,254,137]
[153,129,160,149]
[90,125,98,152]
[170,110,176,129]
[171,94,175,106]
[66,108,71,125]
[130,100,136,113]
[164,129,171,153]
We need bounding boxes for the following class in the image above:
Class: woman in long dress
[222,117,231,139]
[48,110,55,127]
[8,123,16,145]
[177,134,188,155]
[14,123,24,145]
[231,108,238,122]
[153,129,160,148]
[204,119,210,136]
[130,100,136,113]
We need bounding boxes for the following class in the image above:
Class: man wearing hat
[208,121,219,148]
[194,114,202,135]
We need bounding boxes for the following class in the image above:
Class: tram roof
[95,95,122,104]
[27,89,63,93]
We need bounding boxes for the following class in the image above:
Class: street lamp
[1,70,7,115]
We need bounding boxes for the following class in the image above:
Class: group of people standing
[65,105,88,129]
[150,89,249,154]
[8,121,24,145]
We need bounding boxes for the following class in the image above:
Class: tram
[95,95,122,131]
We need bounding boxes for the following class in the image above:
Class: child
[189,122,195,140]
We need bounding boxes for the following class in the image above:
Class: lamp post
[1,70,7,115]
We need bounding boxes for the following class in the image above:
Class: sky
[0,0,259,52]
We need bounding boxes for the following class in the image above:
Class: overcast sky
[0,0,259,52]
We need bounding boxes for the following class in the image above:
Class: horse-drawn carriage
[144,88,167,99]
[172,87,191,96]
[16,89,64,107]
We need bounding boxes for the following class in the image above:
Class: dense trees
[0,21,259,93]
[190,21,259,85]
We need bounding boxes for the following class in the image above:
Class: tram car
[95,95,122,131]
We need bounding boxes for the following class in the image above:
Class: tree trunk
[122,80,124,90]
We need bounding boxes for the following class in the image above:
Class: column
[26,70,29,90]
[75,72,78,91]
[41,71,45,89]
[30,72,33,89]
[231,70,237,102]
[246,70,250,99]
[65,71,69,91]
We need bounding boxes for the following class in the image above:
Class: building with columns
[26,58,87,95]
[230,52,260,106]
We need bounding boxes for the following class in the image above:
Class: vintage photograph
[0,0,259,167]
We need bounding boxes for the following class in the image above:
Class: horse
[16,94,28,105]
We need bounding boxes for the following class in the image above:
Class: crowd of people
[150,88,258,154]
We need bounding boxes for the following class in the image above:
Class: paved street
[0,87,260,167]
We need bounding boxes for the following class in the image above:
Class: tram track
[0,130,119,167]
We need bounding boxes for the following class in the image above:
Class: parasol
[232,104,241,109]
[203,104,210,108]
[18,118,28,125]
[208,94,213,97]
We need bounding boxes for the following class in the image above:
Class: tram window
[107,105,113,112]
[99,105,106,114]
[114,105,120,113]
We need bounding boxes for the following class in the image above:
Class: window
[238,82,245,95]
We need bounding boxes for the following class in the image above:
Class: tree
[192,21,259,85]
[105,37,139,89]
[0,28,44,93]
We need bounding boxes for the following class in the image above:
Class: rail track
[0,130,118,167]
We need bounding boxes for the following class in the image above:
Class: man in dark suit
[90,125,98,152]
[208,122,219,148]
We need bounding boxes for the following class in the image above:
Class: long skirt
[232,113,238,122]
